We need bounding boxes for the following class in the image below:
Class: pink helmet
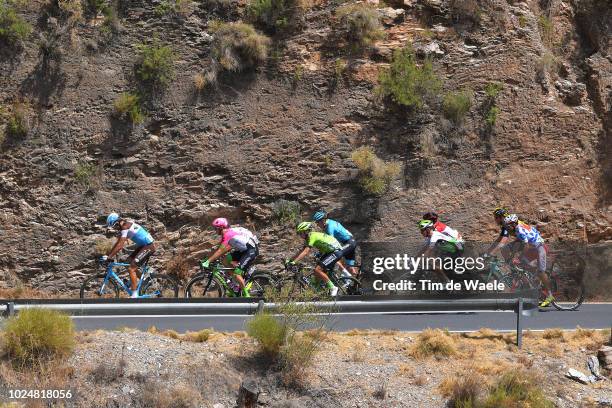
[212,217,229,229]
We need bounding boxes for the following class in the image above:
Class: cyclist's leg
[341,239,358,276]
[233,245,258,296]
[535,245,552,295]
[316,251,341,293]
[129,244,155,291]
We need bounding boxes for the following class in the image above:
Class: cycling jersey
[120,222,154,246]
[220,227,259,252]
[324,219,353,244]
[307,232,342,254]
[425,231,463,254]
[434,221,462,241]
[514,221,544,245]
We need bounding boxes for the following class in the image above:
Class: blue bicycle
[80,259,179,298]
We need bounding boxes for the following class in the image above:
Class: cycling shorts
[129,244,155,266]
[339,239,357,266]
[521,244,548,273]
[318,250,342,272]
[228,244,259,273]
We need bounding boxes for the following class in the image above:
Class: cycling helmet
[296,221,313,233]
[503,214,518,225]
[422,212,439,223]
[312,210,327,222]
[212,217,229,229]
[106,212,120,227]
[418,219,434,230]
[493,207,509,217]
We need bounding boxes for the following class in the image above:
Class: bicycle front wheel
[336,276,361,296]
[141,274,179,298]
[186,275,225,298]
[247,274,274,297]
[80,274,119,299]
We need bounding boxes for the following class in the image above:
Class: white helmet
[503,213,518,225]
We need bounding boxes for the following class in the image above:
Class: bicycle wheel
[140,273,179,298]
[499,273,529,293]
[80,274,119,299]
[274,276,306,299]
[335,276,361,296]
[550,272,585,311]
[247,274,274,297]
[186,275,225,298]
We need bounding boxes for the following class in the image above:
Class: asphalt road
[73,303,612,333]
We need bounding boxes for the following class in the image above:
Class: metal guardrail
[0,291,538,348]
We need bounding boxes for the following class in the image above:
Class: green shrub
[113,92,145,124]
[484,82,503,99]
[4,308,75,366]
[271,199,301,225]
[0,1,31,46]
[377,46,441,109]
[247,0,302,33]
[336,4,383,48]
[58,0,83,20]
[485,106,499,127]
[5,102,28,140]
[246,313,287,358]
[442,89,473,125]
[154,0,191,17]
[538,15,553,45]
[135,40,175,87]
[334,58,347,79]
[211,22,270,72]
[351,146,401,196]
[482,371,553,408]
[74,162,97,187]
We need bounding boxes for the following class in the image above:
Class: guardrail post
[516,298,523,349]
[6,302,15,317]
[256,300,264,314]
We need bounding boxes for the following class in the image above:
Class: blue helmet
[106,212,120,227]
[312,210,327,222]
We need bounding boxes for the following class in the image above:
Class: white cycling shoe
[330,286,339,297]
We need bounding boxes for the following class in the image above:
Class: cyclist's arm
[108,236,127,258]
[486,236,508,255]
[291,246,311,263]
[208,244,230,263]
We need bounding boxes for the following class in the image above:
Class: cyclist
[422,212,463,241]
[418,219,464,281]
[503,214,554,307]
[200,218,259,298]
[285,221,342,296]
[103,213,155,298]
[312,210,358,277]
[484,207,511,258]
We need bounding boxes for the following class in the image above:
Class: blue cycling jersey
[324,219,353,244]
[120,222,154,246]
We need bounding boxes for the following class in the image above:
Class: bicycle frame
[101,261,159,298]
[200,263,254,296]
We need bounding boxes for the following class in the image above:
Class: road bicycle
[184,261,274,298]
[274,263,361,298]
[80,259,179,298]
[484,256,585,311]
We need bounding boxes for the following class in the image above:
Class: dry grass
[0,285,55,299]
[93,238,114,256]
[542,328,564,340]
[148,326,214,343]
[165,251,192,282]
[349,342,366,362]
[193,73,206,91]
[140,380,201,408]
[89,357,126,384]
[396,363,413,377]
[439,375,483,407]
[413,374,428,386]
[371,382,387,400]
[410,329,457,359]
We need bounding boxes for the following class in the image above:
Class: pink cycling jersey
[220,227,259,252]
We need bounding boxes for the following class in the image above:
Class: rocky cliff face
[0,0,609,294]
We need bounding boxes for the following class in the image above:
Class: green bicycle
[184,261,274,298]
[274,262,361,298]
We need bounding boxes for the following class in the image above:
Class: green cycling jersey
[307,231,342,254]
